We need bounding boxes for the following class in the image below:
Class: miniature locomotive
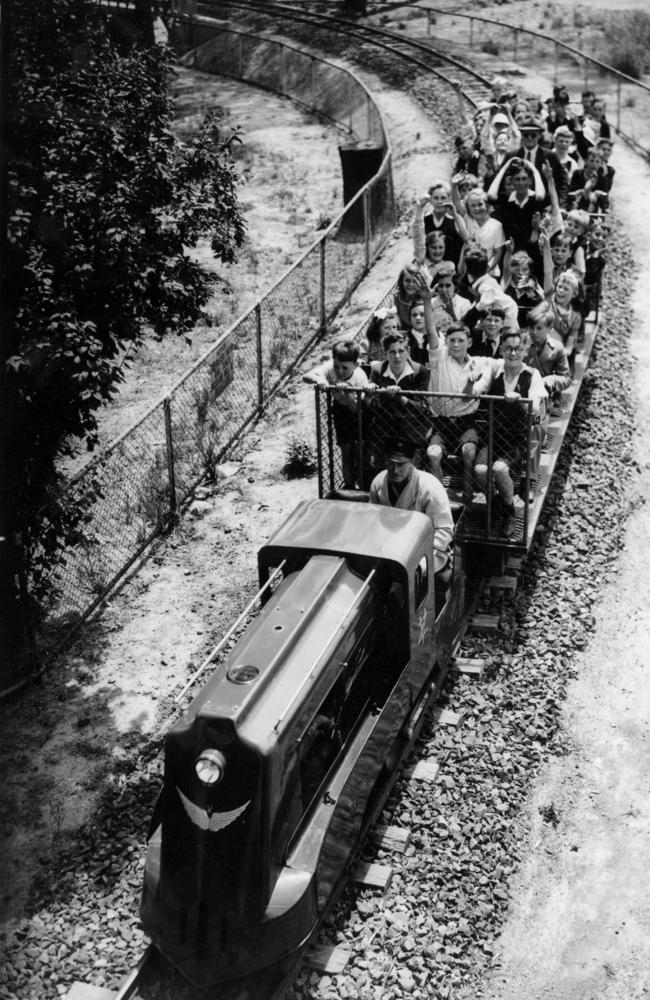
[141,499,468,986]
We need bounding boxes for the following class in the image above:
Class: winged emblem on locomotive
[176,786,250,832]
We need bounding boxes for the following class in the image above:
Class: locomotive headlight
[195,749,226,785]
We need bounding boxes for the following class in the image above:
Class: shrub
[608,48,645,80]
[601,10,650,80]
[481,38,500,56]
[282,438,317,479]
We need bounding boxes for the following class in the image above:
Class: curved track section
[192,0,492,107]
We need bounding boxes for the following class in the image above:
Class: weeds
[76,539,110,598]
[282,437,317,479]
[269,329,292,371]
[480,38,500,56]
[134,450,172,532]
[539,802,560,828]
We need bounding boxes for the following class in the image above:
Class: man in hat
[515,115,568,204]
[369,438,454,576]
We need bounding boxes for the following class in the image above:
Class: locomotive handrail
[174,559,287,704]
[272,567,377,733]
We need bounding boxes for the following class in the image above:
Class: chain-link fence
[315,384,534,546]
[20,26,397,677]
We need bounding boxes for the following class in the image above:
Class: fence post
[319,239,326,330]
[163,397,177,521]
[513,27,518,63]
[427,9,431,34]
[583,56,589,91]
[255,303,264,410]
[238,33,243,80]
[469,17,473,47]
[311,56,316,107]
[315,388,324,498]
[348,75,353,133]
[363,188,371,270]
[616,78,622,132]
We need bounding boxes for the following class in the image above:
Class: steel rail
[194,0,492,100]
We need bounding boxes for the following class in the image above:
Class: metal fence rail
[26,25,396,668]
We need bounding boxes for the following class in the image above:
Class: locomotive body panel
[187,552,374,729]
[259,499,433,578]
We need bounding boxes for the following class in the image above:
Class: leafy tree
[0,0,246,682]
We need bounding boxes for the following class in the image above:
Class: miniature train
[140,498,469,986]
[140,297,597,986]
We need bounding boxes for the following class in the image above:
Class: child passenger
[363,306,399,363]
[406,298,429,365]
[303,340,369,488]
[548,270,582,362]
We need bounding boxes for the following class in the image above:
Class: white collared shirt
[428,345,491,416]
[383,359,415,384]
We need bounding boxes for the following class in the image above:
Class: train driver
[369,437,454,578]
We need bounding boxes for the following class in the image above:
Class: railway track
[194,0,493,109]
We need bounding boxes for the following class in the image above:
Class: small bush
[269,331,292,371]
[550,14,564,29]
[602,10,650,80]
[609,49,644,80]
[573,10,586,29]
[282,437,317,479]
[481,38,500,56]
